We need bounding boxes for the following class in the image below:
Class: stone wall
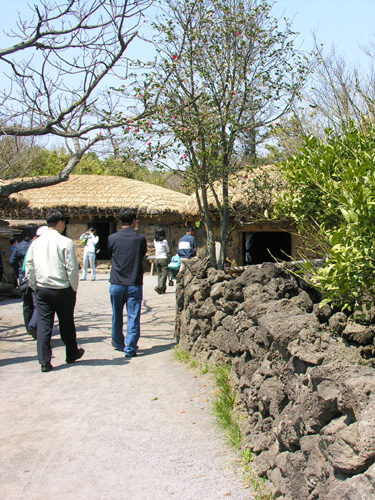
[175,258,375,500]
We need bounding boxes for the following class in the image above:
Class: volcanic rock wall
[175,258,375,500]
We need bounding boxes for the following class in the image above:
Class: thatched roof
[3,175,189,219]
[185,165,285,217]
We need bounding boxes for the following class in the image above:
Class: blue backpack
[168,254,181,270]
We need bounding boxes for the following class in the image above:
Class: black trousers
[36,286,79,364]
[23,288,35,332]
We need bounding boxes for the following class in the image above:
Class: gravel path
[0,274,252,500]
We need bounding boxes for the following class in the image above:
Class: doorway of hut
[243,231,291,265]
[93,217,117,260]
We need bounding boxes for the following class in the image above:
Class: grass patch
[212,363,242,449]
[173,346,191,363]
[241,449,273,500]
[173,347,273,499]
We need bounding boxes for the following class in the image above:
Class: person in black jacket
[9,224,38,336]
[108,209,147,358]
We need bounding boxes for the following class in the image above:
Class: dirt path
[0,274,252,500]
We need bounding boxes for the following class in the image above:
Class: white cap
[36,226,49,236]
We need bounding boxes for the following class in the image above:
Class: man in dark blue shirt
[177,226,197,272]
[108,209,147,357]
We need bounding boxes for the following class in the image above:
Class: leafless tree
[0,0,153,200]
[304,37,375,133]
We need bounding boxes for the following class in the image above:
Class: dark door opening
[87,217,116,260]
[244,231,291,265]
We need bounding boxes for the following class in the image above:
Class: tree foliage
[275,123,375,310]
[131,0,310,268]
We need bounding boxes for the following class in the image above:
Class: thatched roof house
[3,175,188,220]
[1,170,318,274]
[183,165,317,266]
[2,175,192,266]
[185,165,285,218]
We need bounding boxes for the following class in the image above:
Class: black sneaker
[66,347,85,364]
[28,327,37,340]
[41,362,53,372]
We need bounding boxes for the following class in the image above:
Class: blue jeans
[82,251,96,280]
[109,284,142,355]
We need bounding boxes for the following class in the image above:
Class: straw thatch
[185,165,286,217]
[2,175,190,219]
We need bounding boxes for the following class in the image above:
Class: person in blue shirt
[9,224,38,336]
[177,225,197,272]
[108,209,147,358]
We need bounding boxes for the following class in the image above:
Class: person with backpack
[80,227,99,281]
[10,223,38,336]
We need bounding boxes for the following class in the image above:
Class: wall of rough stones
[175,258,375,500]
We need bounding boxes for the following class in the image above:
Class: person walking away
[108,209,147,357]
[10,224,38,336]
[80,227,99,281]
[24,226,49,338]
[25,209,84,372]
[153,228,170,294]
[9,237,19,287]
[177,225,197,272]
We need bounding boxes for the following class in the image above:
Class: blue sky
[273,0,375,66]
[2,0,375,67]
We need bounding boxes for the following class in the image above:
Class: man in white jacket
[25,209,84,372]
[80,227,99,281]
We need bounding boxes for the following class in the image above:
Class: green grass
[212,363,242,449]
[173,347,273,499]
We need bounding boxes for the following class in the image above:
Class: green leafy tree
[275,123,375,310]
[134,0,310,268]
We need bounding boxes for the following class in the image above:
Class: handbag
[19,276,30,295]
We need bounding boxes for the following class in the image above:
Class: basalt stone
[210,281,226,300]
[320,420,373,475]
[237,261,293,287]
[265,276,300,300]
[186,256,211,278]
[223,281,244,302]
[314,303,335,323]
[258,313,320,354]
[243,283,264,301]
[342,321,375,345]
[175,261,375,499]
[197,297,217,318]
[210,325,242,355]
[221,315,236,334]
[336,369,375,420]
[258,376,287,419]
[211,309,227,330]
[275,451,310,500]
[215,298,238,315]
[326,461,375,500]
[206,267,231,285]
[238,326,270,354]
[290,290,314,313]
[328,312,348,335]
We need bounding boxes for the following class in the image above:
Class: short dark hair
[10,237,17,245]
[154,228,166,242]
[186,225,195,233]
[46,209,65,227]
[22,223,38,242]
[88,226,96,233]
[119,209,137,226]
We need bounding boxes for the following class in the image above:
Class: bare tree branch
[0,0,153,199]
